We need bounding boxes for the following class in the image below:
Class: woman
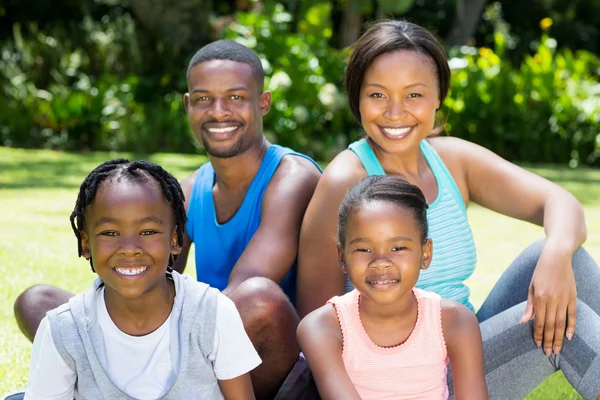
[297,20,600,399]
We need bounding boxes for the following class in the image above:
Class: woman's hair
[337,175,429,246]
[344,20,450,123]
[69,159,187,272]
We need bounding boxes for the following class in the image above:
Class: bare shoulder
[180,169,200,211]
[273,153,321,186]
[314,149,368,197]
[264,153,321,209]
[440,299,480,342]
[298,303,341,341]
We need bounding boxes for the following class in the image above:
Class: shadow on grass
[0,148,207,190]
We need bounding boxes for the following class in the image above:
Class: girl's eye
[100,231,118,237]
[392,246,407,251]
[355,248,371,253]
[141,230,158,236]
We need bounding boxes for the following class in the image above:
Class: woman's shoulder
[318,149,368,191]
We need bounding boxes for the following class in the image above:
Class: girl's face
[338,200,432,306]
[80,179,181,301]
[359,50,441,155]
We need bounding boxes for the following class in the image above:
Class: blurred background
[0,0,599,165]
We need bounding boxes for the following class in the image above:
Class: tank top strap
[412,288,446,353]
[348,139,385,176]
[420,140,466,214]
[327,290,358,354]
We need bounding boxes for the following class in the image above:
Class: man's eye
[231,95,242,100]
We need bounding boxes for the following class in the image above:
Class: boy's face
[338,200,432,307]
[184,59,271,158]
[80,178,181,300]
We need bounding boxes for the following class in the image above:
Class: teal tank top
[347,139,477,311]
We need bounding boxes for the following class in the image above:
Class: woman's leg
[476,239,600,322]
[448,300,600,399]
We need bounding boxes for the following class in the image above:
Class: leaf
[377,0,414,15]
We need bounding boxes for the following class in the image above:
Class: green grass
[1,146,599,398]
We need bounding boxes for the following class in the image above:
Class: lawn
[1,146,599,398]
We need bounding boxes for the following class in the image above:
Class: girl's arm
[218,374,255,400]
[297,304,362,400]
[432,136,584,355]
[296,151,366,319]
[441,299,488,400]
[25,317,76,400]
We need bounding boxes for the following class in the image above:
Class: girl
[297,20,600,399]
[298,176,487,399]
[24,159,260,400]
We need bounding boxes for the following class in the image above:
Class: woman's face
[359,50,441,155]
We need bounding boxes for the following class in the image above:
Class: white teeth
[382,126,411,136]
[115,267,147,276]
[207,126,237,133]
[370,279,398,284]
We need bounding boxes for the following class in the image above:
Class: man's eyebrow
[190,86,251,94]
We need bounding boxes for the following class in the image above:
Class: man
[15,40,321,399]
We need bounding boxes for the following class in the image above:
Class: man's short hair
[186,40,265,91]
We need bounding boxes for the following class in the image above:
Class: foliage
[445,31,600,166]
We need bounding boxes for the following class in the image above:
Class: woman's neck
[104,278,175,336]
[369,138,428,181]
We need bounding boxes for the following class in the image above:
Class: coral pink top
[328,288,449,400]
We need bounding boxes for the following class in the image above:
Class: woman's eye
[369,93,384,98]
[407,93,422,98]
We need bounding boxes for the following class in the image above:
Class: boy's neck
[103,278,175,336]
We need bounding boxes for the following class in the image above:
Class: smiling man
[174,40,322,399]
[13,40,321,400]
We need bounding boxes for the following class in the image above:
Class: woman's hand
[520,245,577,356]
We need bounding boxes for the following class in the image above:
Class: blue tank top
[186,145,320,305]
[347,139,477,311]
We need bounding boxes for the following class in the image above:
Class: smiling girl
[24,159,260,400]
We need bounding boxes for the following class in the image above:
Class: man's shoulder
[266,150,321,199]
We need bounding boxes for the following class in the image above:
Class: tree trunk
[339,1,363,48]
[445,0,486,46]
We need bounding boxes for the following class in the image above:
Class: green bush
[445,32,600,166]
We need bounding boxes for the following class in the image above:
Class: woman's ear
[171,226,182,255]
[421,238,433,270]
[81,231,91,259]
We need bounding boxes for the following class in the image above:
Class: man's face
[184,59,271,158]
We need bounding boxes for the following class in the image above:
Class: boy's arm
[25,317,76,400]
[441,299,488,400]
[297,304,362,400]
[218,374,255,400]
[223,157,320,294]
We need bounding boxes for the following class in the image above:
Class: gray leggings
[448,239,600,399]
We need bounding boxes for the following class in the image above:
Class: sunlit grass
[1,146,598,398]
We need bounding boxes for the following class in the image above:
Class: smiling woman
[297,20,600,400]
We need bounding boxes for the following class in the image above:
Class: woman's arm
[297,151,366,318]
[297,304,362,400]
[433,136,584,355]
[218,374,255,400]
[441,300,488,400]
[25,317,76,400]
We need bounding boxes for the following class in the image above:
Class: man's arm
[441,299,488,400]
[223,156,320,295]
[171,172,197,274]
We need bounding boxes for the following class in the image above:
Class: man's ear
[183,93,190,112]
[171,226,182,255]
[421,238,433,270]
[81,231,91,259]
[259,91,271,116]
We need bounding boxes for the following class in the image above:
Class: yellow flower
[533,54,542,63]
[479,47,492,57]
[540,17,553,30]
